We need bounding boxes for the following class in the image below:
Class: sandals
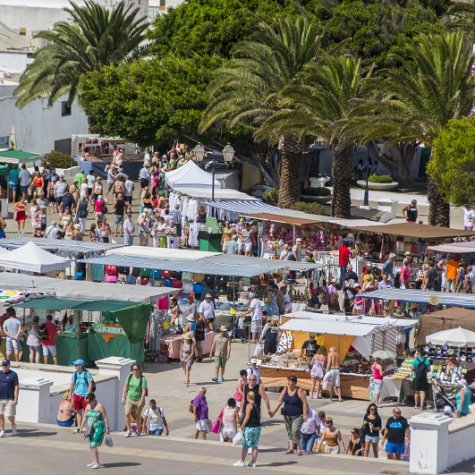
[284,449,294,454]
[297,450,303,456]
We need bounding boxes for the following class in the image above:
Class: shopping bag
[322,371,333,391]
[232,431,243,446]
[104,434,113,448]
[253,343,263,357]
[211,409,223,433]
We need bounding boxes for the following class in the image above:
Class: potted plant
[300,186,332,203]
[357,174,399,191]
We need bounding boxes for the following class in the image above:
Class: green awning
[13,296,143,312]
[0,149,41,165]
[0,165,9,176]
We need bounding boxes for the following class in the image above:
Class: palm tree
[200,17,323,208]
[257,54,373,218]
[356,32,475,226]
[14,0,149,108]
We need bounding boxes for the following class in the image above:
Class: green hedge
[368,174,393,183]
[42,150,73,169]
[290,201,325,214]
[301,186,331,196]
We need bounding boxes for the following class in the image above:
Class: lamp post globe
[193,143,205,162]
[222,143,235,163]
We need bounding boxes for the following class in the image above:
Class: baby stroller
[431,376,455,412]
[228,311,249,343]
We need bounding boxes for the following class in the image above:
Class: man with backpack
[412,349,431,409]
[68,359,94,432]
[121,364,148,438]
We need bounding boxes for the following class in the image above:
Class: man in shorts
[0,359,19,437]
[325,346,343,402]
[68,359,93,432]
[1,309,21,362]
[193,387,209,440]
[40,314,58,365]
[198,293,215,330]
[381,407,409,460]
[210,326,231,383]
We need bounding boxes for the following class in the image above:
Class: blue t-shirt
[71,370,93,397]
[0,369,19,400]
[8,168,19,186]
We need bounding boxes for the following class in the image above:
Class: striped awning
[361,288,475,308]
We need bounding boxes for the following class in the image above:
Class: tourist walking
[381,407,409,460]
[370,358,384,405]
[181,333,195,386]
[80,392,110,469]
[142,399,169,436]
[69,359,94,432]
[123,213,135,246]
[2,309,21,362]
[121,364,148,437]
[40,314,58,365]
[241,373,272,419]
[455,379,472,417]
[0,359,19,438]
[14,195,27,234]
[26,316,41,364]
[219,398,239,442]
[300,406,319,454]
[233,391,261,467]
[310,346,327,399]
[210,326,231,383]
[317,417,344,454]
[412,349,430,409]
[193,387,209,440]
[362,403,382,457]
[270,375,308,456]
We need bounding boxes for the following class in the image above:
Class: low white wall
[447,414,475,468]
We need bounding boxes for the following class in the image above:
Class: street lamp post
[193,143,235,201]
[363,148,370,207]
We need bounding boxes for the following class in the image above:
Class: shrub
[42,150,73,169]
[368,174,393,183]
[301,186,331,196]
[262,188,279,205]
[290,201,325,215]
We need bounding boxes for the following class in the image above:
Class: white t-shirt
[198,300,215,320]
[124,180,134,196]
[249,298,263,321]
[87,174,95,188]
[142,407,164,431]
[464,209,474,227]
[80,182,88,198]
[300,409,318,435]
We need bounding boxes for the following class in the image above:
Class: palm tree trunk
[277,134,303,208]
[428,176,450,227]
[331,146,353,218]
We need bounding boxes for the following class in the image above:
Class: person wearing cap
[210,326,232,383]
[68,359,94,432]
[455,378,472,417]
[247,359,261,384]
[198,293,215,330]
[0,359,19,437]
[181,333,195,386]
[243,292,263,343]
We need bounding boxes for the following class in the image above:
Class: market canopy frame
[0,148,41,164]
[351,222,475,239]
[360,288,475,308]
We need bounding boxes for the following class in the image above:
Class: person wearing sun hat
[210,326,232,383]
[181,333,195,387]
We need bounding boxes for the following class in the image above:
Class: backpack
[188,400,194,414]
[415,358,428,381]
[126,374,148,397]
[74,369,97,392]
[39,324,49,341]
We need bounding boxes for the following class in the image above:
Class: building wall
[0,85,89,154]
[0,0,149,35]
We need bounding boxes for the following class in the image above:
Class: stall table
[259,365,371,400]
[160,331,215,360]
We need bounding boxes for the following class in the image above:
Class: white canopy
[426,326,475,347]
[165,160,221,190]
[427,241,475,254]
[0,241,70,273]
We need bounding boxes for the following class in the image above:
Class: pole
[212,162,216,202]
[363,151,369,206]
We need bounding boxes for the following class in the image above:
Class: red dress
[15,203,26,221]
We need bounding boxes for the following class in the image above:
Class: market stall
[160,331,215,360]
[13,296,152,364]
[258,312,417,399]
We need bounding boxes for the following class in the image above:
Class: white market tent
[280,311,417,359]
[165,160,221,190]
[427,241,475,254]
[0,273,174,303]
[0,241,70,273]
[426,326,475,347]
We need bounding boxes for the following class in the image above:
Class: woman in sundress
[310,346,327,399]
[80,392,110,470]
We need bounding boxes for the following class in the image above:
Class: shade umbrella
[426,326,475,347]
[372,350,396,360]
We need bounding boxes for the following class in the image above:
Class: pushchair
[228,312,249,342]
[431,376,455,412]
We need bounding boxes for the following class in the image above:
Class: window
[61,101,71,117]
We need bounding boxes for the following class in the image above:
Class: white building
[149,0,184,19]
[0,0,149,36]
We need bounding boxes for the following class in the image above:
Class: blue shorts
[57,417,75,427]
[149,428,164,436]
[385,441,405,454]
